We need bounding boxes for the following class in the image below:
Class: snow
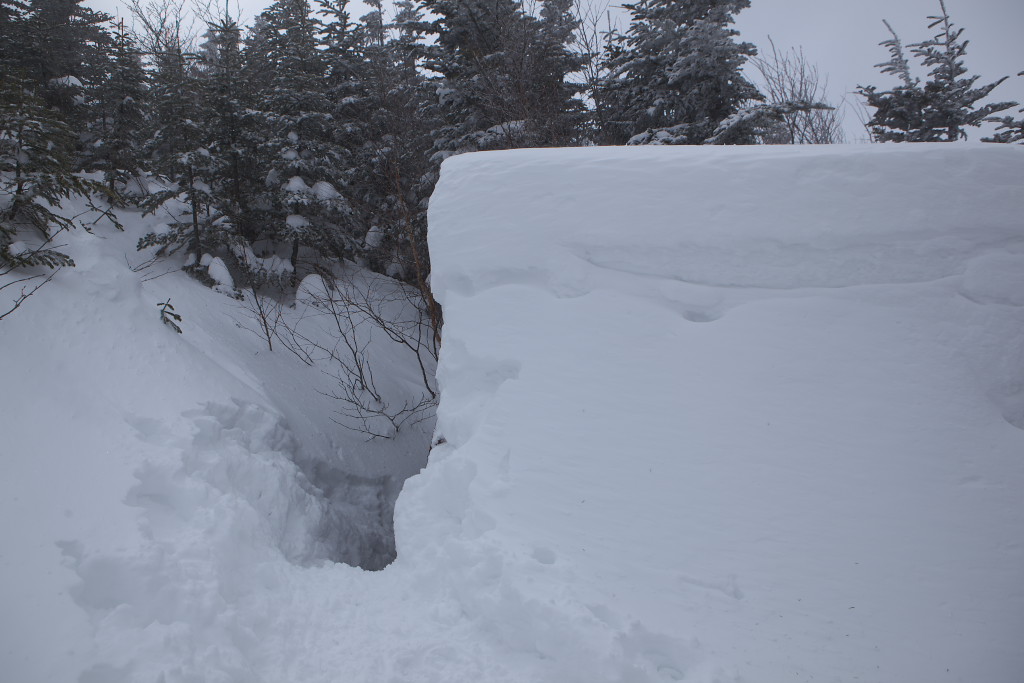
[364,224,384,249]
[424,143,1024,682]
[206,256,233,290]
[285,176,311,194]
[2,143,1023,683]
[312,180,341,200]
[50,75,83,88]
[229,241,294,275]
[1,197,433,682]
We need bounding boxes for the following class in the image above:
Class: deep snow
[426,143,1024,683]
[1,143,1022,683]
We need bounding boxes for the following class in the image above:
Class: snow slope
[0,198,434,682]
[1,144,1022,683]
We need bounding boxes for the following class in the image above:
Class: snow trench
[61,403,393,645]
[58,400,408,681]
[127,400,397,569]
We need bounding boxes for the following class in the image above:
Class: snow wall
[419,144,1024,682]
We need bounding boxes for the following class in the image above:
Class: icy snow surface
[1,143,1022,683]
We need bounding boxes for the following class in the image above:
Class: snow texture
[285,176,311,194]
[2,143,1022,683]
[425,144,1024,683]
[206,256,234,291]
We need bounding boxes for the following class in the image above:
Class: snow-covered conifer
[984,72,1024,143]
[17,0,114,140]
[596,0,760,145]
[196,12,263,242]
[422,0,585,156]
[247,0,356,275]
[139,34,219,266]
[90,19,149,202]
[859,3,1017,142]
[0,77,114,269]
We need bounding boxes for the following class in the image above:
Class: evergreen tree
[857,21,929,142]
[985,72,1024,143]
[1,77,114,270]
[0,1,30,74]
[596,0,760,145]
[337,0,435,279]
[247,0,356,276]
[90,19,149,201]
[909,0,1015,141]
[421,0,585,156]
[17,0,114,136]
[533,0,587,144]
[859,2,1016,142]
[196,12,262,242]
[138,32,218,266]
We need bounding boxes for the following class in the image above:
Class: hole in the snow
[681,308,722,323]
[297,460,403,571]
[286,427,433,571]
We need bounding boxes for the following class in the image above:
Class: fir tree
[0,0,30,74]
[17,0,114,136]
[596,0,761,145]
[422,0,585,156]
[138,33,218,267]
[1,76,115,270]
[859,2,1016,142]
[985,72,1024,143]
[90,19,149,202]
[337,0,435,279]
[247,0,356,276]
[857,21,929,142]
[196,12,262,243]
[909,0,1016,141]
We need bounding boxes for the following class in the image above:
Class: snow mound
[424,144,1024,683]
[206,255,234,290]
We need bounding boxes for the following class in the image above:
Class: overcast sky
[94,0,1023,141]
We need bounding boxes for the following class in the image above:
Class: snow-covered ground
[2,143,1023,682]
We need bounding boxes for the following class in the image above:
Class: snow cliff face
[422,144,1024,682]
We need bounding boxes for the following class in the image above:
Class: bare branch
[750,37,846,144]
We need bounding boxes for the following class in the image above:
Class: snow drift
[2,143,1022,683]
[423,144,1024,682]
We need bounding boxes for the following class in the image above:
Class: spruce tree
[196,12,262,243]
[596,0,760,145]
[0,1,30,74]
[422,0,585,156]
[909,0,1015,141]
[857,21,929,142]
[985,72,1024,143]
[1,77,114,270]
[335,0,435,279]
[139,34,218,267]
[18,0,114,138]
[248,0,355,276]
[91,19,149,202]
[859,2,1016,142]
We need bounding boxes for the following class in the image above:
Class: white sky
[93,0,1023,141]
